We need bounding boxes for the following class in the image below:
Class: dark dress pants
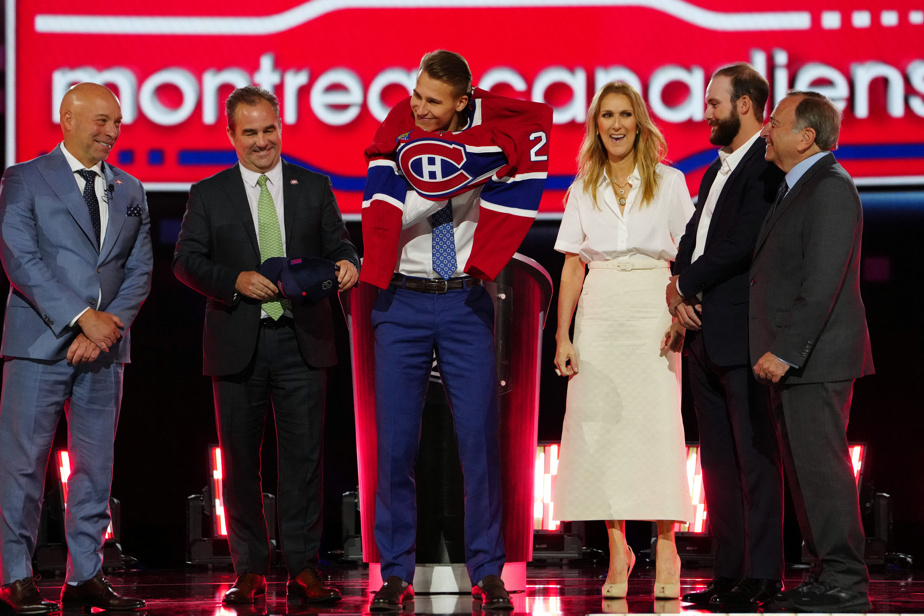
[371,284,505,585]
[212,322,327,577]
[686,333,784,580]
[771,380,869,594]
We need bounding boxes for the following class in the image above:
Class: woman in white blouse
[552,82,695,600]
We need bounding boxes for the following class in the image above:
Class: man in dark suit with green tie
[174,86,359,606]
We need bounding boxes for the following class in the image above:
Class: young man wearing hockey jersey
[361,50,552,611]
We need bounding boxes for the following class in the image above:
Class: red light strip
[532,443,866,538]
[534,445,560,531]
[56,451,113,540]
[210,447,228,537]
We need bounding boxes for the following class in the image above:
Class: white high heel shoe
[602,546,636,599]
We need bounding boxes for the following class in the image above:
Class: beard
[709,108,741,147]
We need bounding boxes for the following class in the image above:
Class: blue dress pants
[0,357,122,585]
[371,284,505,585]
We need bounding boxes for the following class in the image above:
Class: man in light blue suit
[0,83,151,614]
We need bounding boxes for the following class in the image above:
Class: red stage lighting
[209,446,228,537]
[534,443,560,531]
[677,445,708,534]
[533,444,710,535]
[56,451,114,540]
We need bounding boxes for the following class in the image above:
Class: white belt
[588,256,666,271]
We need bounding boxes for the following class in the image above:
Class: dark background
[1,24,922,571]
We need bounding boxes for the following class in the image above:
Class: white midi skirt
[553,259,694,523]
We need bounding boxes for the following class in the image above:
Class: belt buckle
[435,278,449,293]
[615,261,632,271]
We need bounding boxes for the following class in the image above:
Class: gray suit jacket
[749,152,874,384]
[173,161,358,376]
[0,147,153,362]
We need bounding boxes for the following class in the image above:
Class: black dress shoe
[287,568,341,604]
[370,576,413,611]
[681,576,737,605]
[709,578,783,610]
[223,574,266,604]
[0,578,58,614]
[60,571,145,611]
[473,575,513,611]
[772,581,870,613]
[769,573,818,605]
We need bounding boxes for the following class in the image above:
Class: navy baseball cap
[258,256,340,304]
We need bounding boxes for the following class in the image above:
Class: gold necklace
[610,178,631,205]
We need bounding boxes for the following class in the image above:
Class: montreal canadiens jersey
[360,88,553,289]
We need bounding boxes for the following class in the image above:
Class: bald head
[60,82,123,168]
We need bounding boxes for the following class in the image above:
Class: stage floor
[28,563,923,615]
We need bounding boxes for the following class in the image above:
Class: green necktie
[257,174,287,320]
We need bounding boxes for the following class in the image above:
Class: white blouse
[554,163,694,263]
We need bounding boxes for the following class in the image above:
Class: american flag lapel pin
[115,179,123,184]
[290,179,298,185]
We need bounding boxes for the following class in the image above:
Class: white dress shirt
[61,143,110,325]
[394,186,482,278]
[554,164,694,262]
[690,131,763,263]
[61,143,110,244]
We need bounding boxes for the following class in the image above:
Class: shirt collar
[59,142,104,177]
[785,151,829,190]
[717,130,762,175]
[600,164,641,187]
[239,159,283,188]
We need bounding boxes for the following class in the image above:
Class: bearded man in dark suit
[669,64,785,610]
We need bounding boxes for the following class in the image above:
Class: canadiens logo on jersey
[397,138,507,200]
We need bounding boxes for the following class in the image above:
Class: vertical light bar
[849,444,864,487]
[676,445,708,534]
[534,444,561,531]
[57,451,113,539]
[210,446,228,537]
[533,449,545,529]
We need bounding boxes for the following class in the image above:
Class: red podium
[346,253,553,592]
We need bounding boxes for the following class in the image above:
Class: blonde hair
[574,82,666,209]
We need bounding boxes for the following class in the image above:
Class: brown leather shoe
[60,571,145,611]
[473,575,513,611]
[223,573,266,604]
[286,568,341,604]
[0,577,58,614]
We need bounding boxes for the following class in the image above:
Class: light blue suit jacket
[0,146,153,362]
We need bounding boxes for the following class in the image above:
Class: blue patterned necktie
[430,201,457,280]
[77,169,101,247]
[769,180,789,217]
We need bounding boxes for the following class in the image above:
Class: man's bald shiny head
[60,83,123,168]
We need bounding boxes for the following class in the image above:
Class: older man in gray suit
[0,83,151,613]
[751,90,874,613]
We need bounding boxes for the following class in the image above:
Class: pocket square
[127,204,143,217]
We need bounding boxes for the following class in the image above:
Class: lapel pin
[115,179,123,185]
[290,179,298,185]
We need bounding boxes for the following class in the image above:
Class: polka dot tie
[77,169,101,248]
[430,201,457,280]
[257,175,287,320]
